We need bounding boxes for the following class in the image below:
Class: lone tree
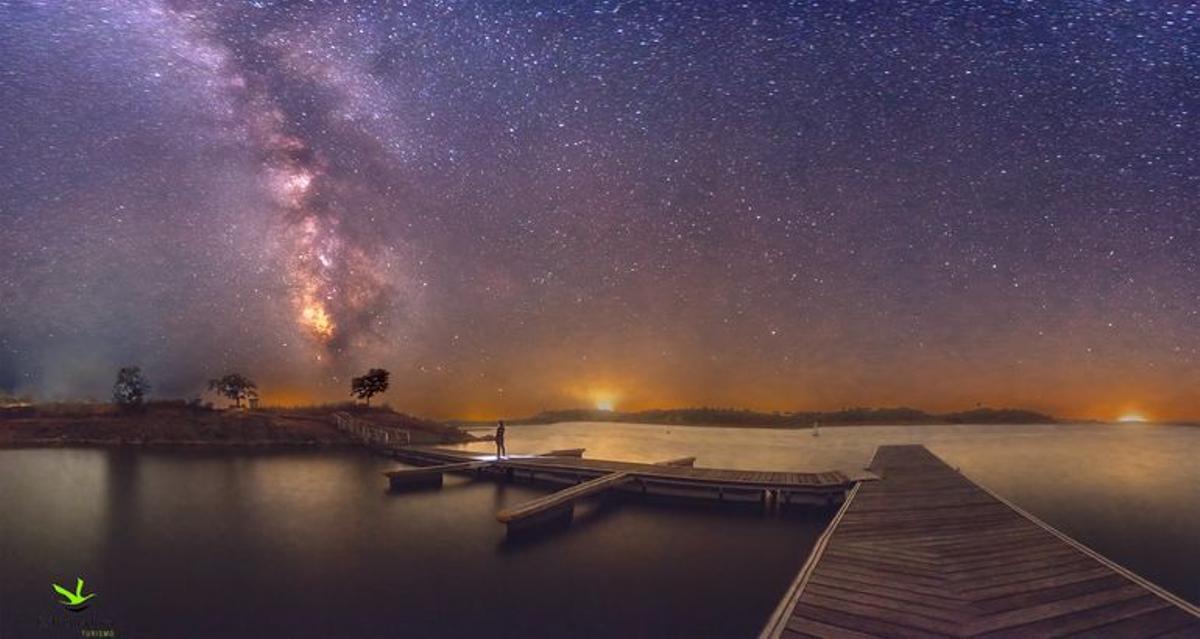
[351,368,390,406]
[112,366,150,407]
[208,373,258,409]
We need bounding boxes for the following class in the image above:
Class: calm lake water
[2,422,1197,638]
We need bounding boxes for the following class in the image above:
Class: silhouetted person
[495,420,507,458]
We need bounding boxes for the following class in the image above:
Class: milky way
[1,1,1198,420]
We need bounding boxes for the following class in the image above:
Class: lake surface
[2,422,1197,637]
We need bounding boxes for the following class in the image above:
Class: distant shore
[456,406,1065,429]
[0,402,473,449]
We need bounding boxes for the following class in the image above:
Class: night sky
[1,1,1197,420]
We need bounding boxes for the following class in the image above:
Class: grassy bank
[0,402,473,448]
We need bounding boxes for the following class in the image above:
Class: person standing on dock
[495,420,507,459]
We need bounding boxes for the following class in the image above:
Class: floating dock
[387,446,856,535]
[388,445,856,507]
[760,445,1200,638]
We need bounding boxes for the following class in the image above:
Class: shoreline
[508,420,1067,429]
[5,411,1193,451]
[491,419,1197,429]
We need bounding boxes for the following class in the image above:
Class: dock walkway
[761,445,1200,638]
[496,471,634,532]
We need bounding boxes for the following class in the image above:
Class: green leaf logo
[52,577,96,611]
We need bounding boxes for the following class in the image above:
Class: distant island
[504,406,1058,428]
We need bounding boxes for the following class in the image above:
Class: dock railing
[333,411,410,447]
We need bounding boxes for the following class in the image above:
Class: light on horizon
[1118,413,1147,423]
[591,390,618,411]
[582,385,620,412]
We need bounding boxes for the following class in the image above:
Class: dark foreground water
[2,422,1198,638]
[0,446,827,638]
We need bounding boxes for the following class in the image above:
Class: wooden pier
[381,443,1198,632]
[760,445,1200,638]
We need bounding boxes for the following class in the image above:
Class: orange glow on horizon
[215,367,1197,423]
[228,388,1197,424]
[256,388,319,408]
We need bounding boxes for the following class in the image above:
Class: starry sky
[1,1,1197,420]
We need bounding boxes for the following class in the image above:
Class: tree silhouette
[351,368,390,406]
[112,366,150,407]
[207,373,258,409]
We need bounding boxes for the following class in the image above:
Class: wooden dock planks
[495,471,635,534]
[761,445,1200,638]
